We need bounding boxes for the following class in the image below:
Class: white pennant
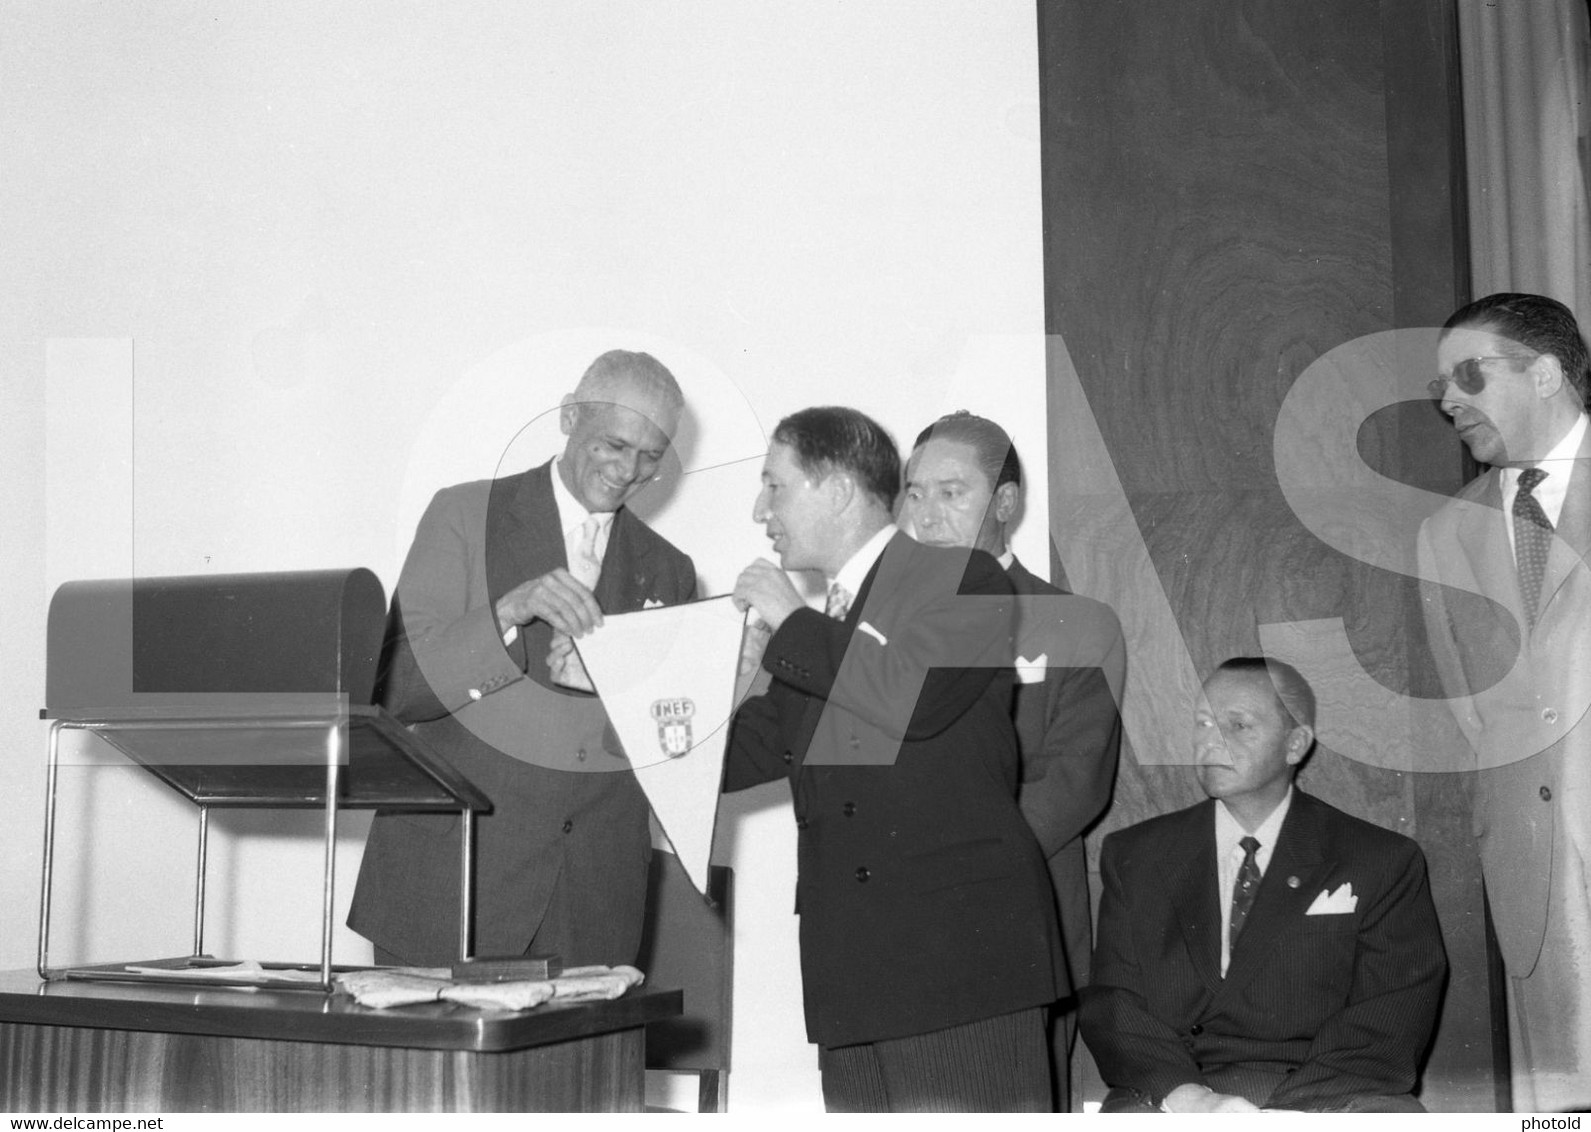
[573,595,745,896]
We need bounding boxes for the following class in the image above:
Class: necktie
[568,514,604,590]
[1229,835,1261,949]
[551,515,605,689]
[824,582,852,621]
[1514,467,1552,628]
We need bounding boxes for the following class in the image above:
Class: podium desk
[0,970,681,1112]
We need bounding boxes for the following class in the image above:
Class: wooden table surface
[0,968,679,1051]
[0,969,682,1112]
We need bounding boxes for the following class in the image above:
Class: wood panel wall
[1036,0,1494,1110]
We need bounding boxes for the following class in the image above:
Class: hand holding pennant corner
[573,595,745,896]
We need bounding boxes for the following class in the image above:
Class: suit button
[1189,1024,1203,1036]
[796,818,809,830]
[576,748,587,762]
[782,751,794,764]
[848,738,861,750]
[855,866,870,883]
[1541,785,1553,802]
[1542,708,1559,724]
[842,802,856,817]
[562,820,574,833]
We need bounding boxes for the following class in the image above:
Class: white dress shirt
[502,456,615,646]
[827,524,897,612]
[1501,412,1587,554]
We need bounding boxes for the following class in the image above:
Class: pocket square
[1015,653,1048,684]
[1305,882,1357,915]
[644,598,664,610]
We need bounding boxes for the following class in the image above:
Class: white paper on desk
[574,595,744,897]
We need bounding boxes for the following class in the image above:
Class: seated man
[1079,658,1446,1113]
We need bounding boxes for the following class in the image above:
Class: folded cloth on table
[335,969,449,1008]
[336,964,645,1011]
[440,980,557,1011]
[548,964,645,1000]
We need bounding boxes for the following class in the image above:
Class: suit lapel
[486,462,565,607]
[1168,803,1224,995]
[1006,555,1076,596]
[1006,557,1039,596]
[1536,430,1591,617]
[847,532,902,624]
[484,463,569,688]
[596,507,657,614]
[1216,793,1335,1001]
[1454,470,1527,631]
[786,534,897,776]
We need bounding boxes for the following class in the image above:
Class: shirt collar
[1504,412,1587,486]
[1214,785,1293,855]
[1501,413,1587,527]
[830,524,897,601]
[550,456,616,537]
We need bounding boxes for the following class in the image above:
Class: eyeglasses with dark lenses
[1428,355,1524,400]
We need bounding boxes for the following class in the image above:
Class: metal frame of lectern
[37,570,492,991]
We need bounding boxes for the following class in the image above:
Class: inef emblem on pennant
[651,697,696,758]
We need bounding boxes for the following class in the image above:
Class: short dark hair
[910,410,1022,491]
[772,406,902,510]
[1443,292,1591,406]
[1211,656,1316,730]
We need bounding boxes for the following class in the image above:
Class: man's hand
[732,559,804,632]
[739,615,772,678]
[1161,1084,1261,1113]
[495,568,604,638]
[546,632,595,692]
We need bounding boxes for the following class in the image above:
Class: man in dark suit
[1079,658,1446,1113]
[899,410,1124,1110]
[1419,293,1591,1111]
[348,349,696,968]
[725,406,1064,1112]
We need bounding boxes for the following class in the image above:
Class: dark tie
[1229,835,1261,949]
[825,582,852,621]
[1514,467,1552,627]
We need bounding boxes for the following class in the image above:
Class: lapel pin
[1286,875,1300,889]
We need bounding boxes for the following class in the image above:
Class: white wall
[1,1,1046,1112]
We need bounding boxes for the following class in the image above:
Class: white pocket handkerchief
[858,621,888,646]
[1015,653,1048,684]
[644,598,664,610]
[1305,882,1358,915]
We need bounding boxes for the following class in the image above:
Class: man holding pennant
[724,405,1063,1112]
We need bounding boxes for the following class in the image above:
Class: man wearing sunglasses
[1417,292,1591,1112]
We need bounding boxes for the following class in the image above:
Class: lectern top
[45,567,387,713]
[40,568,491,813]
